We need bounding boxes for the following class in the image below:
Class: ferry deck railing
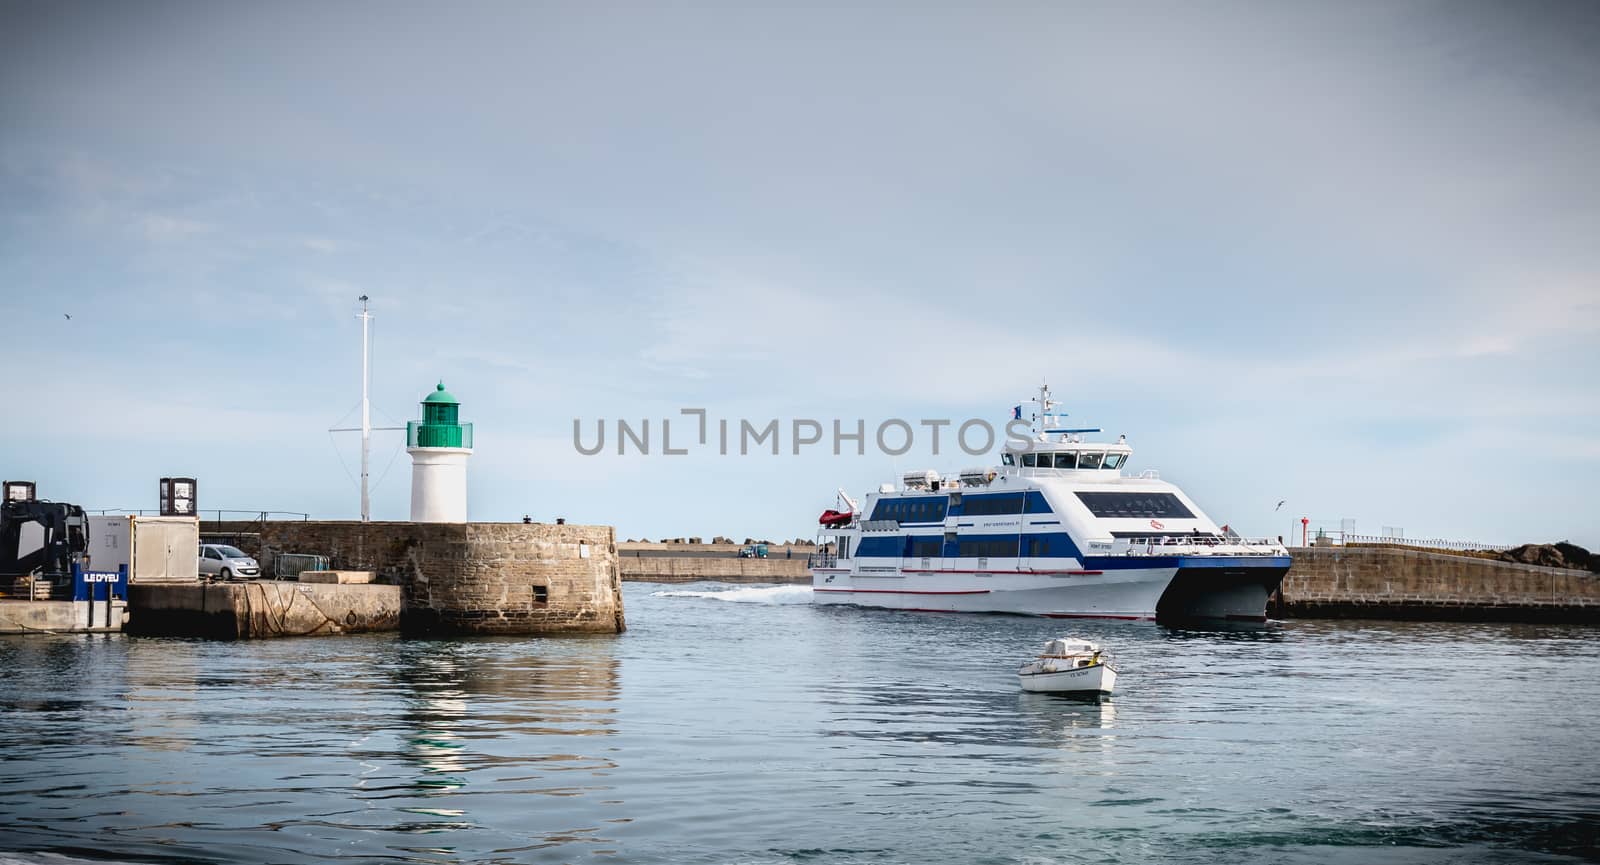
[808,551,838,568]
[1115,536,1284,556]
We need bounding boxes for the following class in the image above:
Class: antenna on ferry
[1030,380,1102,437]
[1026,381,1060,437]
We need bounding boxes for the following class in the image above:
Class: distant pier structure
[408,382,473,523]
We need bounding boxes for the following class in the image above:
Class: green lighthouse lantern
[408,382,474,449]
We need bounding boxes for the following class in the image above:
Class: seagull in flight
[63,313,71,320]
[1274,500,1286,512]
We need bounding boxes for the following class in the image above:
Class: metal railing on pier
[1331,534,1513,553]
[87,509,311,522]
[275,554,330,580]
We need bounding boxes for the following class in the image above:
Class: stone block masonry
[618,554,810,583]
[256,521,625,635]
[1275,546,1600,623]
[126,582,400,639]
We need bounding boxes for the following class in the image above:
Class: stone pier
[1273,545,1600,623]
[126,582,400,639]
[256,521,625,635]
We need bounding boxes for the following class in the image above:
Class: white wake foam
[651,584,814,605]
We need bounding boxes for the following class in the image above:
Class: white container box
[86,515,200,583]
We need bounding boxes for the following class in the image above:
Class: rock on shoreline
[1499,542,1600,573]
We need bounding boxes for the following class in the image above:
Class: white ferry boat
[809,386,1290,622]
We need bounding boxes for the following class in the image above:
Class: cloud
[1,2,1596,543]
[138,213,213,241]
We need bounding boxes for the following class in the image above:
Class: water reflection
[6,588,1600,865]
[1160,620,1285,641]
[377,639,625,858]
[1016,692,1118,756]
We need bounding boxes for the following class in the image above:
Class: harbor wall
[257,521,625,635]
[204,528,815,586]
[193,525,1600,622]
[618,556,810,583]
[615,542,813,583]
[1273,546,1600,622]
[1,600,128,634]
[126,582,400,639]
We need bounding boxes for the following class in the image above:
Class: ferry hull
[810,568,1173,620]
[811,555,1291,622]
[1154,561,1291,623]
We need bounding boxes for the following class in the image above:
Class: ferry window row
[1009,451,1127,470]
[866,533,1080,558]
[957,538,1019,558]
[955,491,1053,516]
[959,493,1023,516]
[1023,536,1066,557]
[869,497,948,524]
[1075,492,1195,519]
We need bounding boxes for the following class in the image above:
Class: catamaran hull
[1155,562,1291,623]
[810,568,1174,620]
[812,555,1291,622]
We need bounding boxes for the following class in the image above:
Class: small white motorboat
[1017,638,1117,696]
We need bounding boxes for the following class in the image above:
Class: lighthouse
[407,382,474,522]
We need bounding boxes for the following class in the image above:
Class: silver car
[199,543,261,580]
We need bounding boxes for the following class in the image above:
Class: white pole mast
[358,295,372,522]
[1036,382,1055,434]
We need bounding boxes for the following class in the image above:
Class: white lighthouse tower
[407,382,474,522]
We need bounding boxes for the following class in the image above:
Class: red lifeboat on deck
[818,509,854,527]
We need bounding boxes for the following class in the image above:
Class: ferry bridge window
[1076,492,1194,519]
[1104,453,1126,470]
[1022,453,1037,467]
[1078,452,1104,469]
[1054,452,1079,469]
[1001,453,1015,466]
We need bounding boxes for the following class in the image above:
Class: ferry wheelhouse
[809,386,1290,622]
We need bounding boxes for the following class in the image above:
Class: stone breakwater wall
[127,582,401,639]
[1275,546,1600,623]
[619,554,811,583]
[257,521,624,635]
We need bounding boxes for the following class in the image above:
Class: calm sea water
[1,582,1597,865]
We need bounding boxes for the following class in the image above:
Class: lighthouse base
[408,447,472,523]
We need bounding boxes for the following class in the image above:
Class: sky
[1,0,1596,547]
